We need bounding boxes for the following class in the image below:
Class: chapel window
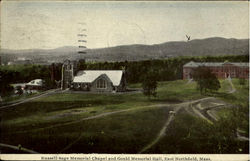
[97,78,107,89]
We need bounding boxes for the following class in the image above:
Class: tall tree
[193,66,221,94]
[78,59,87,70]
[142,70,158,99]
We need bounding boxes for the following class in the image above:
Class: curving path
[0,88,64,110]
[138,97,217,153]
[9,97,213,135]
[9,105,166,134]
[57,97,213,154]
[3,85,248,153]
[227,78,236,93]
[138,106,181,154]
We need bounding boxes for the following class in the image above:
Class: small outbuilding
[25,79,44,90]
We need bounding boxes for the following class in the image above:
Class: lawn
[1,80,202,132]
[1,93,36,103]
[145,110,249,154]
[1,105,174,153]
[0,80,200,153]
[218,78,249,106]
[0,79,248,153]
[144,78,249,154]
[215,78,249,136]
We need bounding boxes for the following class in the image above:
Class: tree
[44,78,54,90]
[78,59,87,70]
[238,78,246,86]
[142,70,158,99]
[0,70,14,96]
[193,66,221,94]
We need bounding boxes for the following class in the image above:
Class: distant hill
[0,37,249,64]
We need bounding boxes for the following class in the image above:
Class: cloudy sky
[1,1,249,50]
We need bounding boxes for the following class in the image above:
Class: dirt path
[187,96,249,142]
[138,106,182,154]
[5,95,248,152]
[138,95,242,153]
[191,104,213,123]
[59,133,83,153]
[224,78,249,140]
[59,98,213,154]
[183,78,236,125]
[186,78,193,84]
[49,97,214,153]
[0,143,39,154]
[9,105,166,134]
[0,88,64,109]
[138,97,216,153]
[9,97,212,135]
[226,78,236,93]
[236,131,249,141]
[183,78,237,125]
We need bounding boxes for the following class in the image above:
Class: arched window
[66,65,70,70]
[96,78,107,89]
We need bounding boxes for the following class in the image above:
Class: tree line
[0,55,248,96]
[0,64,62,95]
[85,55,249,83]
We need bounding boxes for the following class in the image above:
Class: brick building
[183,61,249,79]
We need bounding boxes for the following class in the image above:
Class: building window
[96,78,107,89]
[75,83,80,89]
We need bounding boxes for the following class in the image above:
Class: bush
[238,78,246,86]
[44,79,56,90]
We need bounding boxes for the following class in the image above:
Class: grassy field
[0,79,248,153]
[216,79,249,136]
[145,109,249,154]
[1,80,203,132]
[1,92,39,103]
[1,106,174,153]
[216,79,249,105]
[145,78,249,154]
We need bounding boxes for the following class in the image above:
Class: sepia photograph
[0,0,249,158]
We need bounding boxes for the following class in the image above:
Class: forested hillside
[1,37,249,63]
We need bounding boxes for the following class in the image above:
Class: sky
[0,1,249,50]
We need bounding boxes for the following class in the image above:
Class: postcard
[0,1,249,160]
